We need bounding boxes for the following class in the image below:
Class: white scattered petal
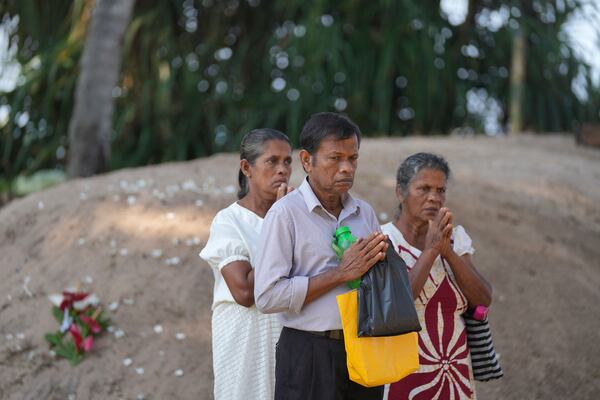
[137,394,145,400]
[195,199,204,207]
[182,180,199,191]
[108,301,120,311]
[16,332,25,340]
[127,195,137,206]
[68,394,76,400]
[5,333,13,340]
[150,249,163,258]
[37,201,45,210]
[159,350,165,357]
[114,329,125,338]
[166,212,176,220]
[84,275,94,284]
[119,248,129,256]
[153,324,163,334]
[135,367,145,375]
[175,369,184,377]
[48,294,63,307]
[165,256,181,266]
[73,294,100,310]
[7,294,12,301]
[107,325,115,333]
[49,350,56,357]
[77,237,86,246]
[378,212,389,222]
[79,192,88,200]
[23,276,32,297]
[123,297,135,305]
[175,332,186,340]
[224,185,236,194]
[123,357,133,367]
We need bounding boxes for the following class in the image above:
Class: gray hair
[396,152,451,196]
[238,128,291,199]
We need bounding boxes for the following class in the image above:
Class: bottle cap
[335,226,351,237]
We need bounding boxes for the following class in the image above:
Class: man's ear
[240,159,251,177]
[299,150,312,173]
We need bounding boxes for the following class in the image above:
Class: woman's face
[246,139,292,200]
[400,168,447,222]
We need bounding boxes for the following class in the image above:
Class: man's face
[302,134,359,195]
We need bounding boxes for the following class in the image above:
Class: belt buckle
[325,330,343,340]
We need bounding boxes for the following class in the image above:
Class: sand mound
[1,135,599,399]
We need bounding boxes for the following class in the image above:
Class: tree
[67,0,135,177]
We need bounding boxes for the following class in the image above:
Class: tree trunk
[509,29,527,135]
[67,0,135,178]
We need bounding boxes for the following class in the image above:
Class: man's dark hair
[300,112,361,154]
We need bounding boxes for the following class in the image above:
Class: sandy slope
[1,134,599,399]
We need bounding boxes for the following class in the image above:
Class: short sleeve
[199,211,250,270]
[452,225,475,256]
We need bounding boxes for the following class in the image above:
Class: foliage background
[0,0,599,190]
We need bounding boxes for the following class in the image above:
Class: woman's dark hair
[300,112,361,154]
[238,128,291,199]
[396,152,451,196]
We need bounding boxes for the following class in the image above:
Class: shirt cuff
[289,276,309,314]
[217,255,250,271]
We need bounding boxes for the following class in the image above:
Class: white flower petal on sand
[123,357,133,367]
[23,276,32,297]
[73,294,100,310]
[114,329,125,338]
[175,369,184,377]
[175,332,186,340]
[153,324,163,334]
[108,301,119,311]
[150,249,163,258]
[48,294,64,307]
[135,367,144,375]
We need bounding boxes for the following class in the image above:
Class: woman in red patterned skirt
[381,153,492,400]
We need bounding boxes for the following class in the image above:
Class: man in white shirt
[255,112,388,400]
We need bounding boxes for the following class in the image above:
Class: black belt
[307,329,344,340]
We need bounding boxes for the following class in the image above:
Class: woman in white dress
[200,128,293,400]
[381,153,492,400]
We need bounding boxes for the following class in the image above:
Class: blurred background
[0,0,599,198]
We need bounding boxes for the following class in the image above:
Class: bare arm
[303,232,388,306]
[406,209,453,299]
[442,251,492,307]
[221,261,255,307]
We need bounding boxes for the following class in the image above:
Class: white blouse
[200,202,263,309]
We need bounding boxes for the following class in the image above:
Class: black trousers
[275,327,384,400]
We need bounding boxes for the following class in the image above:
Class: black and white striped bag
[463,315,504,381]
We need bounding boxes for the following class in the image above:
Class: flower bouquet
[45,290,110,365]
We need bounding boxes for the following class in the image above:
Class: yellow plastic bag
[337,290,419,387]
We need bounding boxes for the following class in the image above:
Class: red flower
[60,291,89,311]
[80,315,102,334]
[69,324,84,351]
[83,336,94,352]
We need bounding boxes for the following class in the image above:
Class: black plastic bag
[357,239,421,337]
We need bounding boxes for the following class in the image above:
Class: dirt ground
[1,134,599,400]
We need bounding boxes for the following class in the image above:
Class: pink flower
[80,315,102,334]
[69,324,84,352]
[83,336,94,352]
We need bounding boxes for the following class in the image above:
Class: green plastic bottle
[332,226,361,289]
